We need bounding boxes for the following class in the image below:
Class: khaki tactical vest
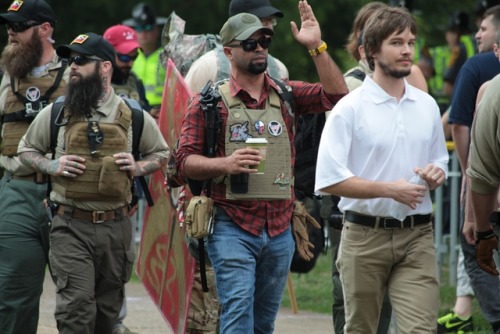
[52,101,133,201]
[112,73,141,104]
[220,83,292,200]
[2,70,67,156]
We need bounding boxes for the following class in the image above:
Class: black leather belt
[345,211,432,229]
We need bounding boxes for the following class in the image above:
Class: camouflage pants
[187,261,220,334]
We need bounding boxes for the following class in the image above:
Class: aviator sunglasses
[117,53,139,63]
[68,55,103,66]
[6,21,42,33]
[228,36,272,52]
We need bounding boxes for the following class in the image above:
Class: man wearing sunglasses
[174,1,347,332]
[123,3,168,119]
[17,32,169,334]
[0,0,69,333]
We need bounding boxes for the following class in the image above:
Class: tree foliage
[0,0,478,81]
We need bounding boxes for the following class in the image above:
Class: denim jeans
[207,209,295,334]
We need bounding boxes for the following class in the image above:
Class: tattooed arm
[19,152,86,177]
[113,152,166,177]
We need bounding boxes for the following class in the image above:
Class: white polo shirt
[315,75,448,216]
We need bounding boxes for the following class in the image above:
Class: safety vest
[428,45,451,104]
[2,68,67,157]
[220,82,292,200]
[132,48,165,107]
[460,35,476,59]
[52,101,133,201]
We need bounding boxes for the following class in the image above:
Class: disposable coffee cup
[246,138,267,174]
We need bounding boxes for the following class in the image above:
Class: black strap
[123,98,154,207]
[270,77,294,111]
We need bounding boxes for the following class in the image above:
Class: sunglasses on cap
[68,55,103,66]
[117,53,139,63]
[134,24,153,32]
[228,36,272,52]
[6,21,42,33]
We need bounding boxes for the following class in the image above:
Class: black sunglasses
[6,21,42,33]
[68,55,103,66]
[228,36,272,52]
[117,53,139,63]
[134,24,153,32]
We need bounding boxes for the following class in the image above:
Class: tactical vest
[2,69,67,156]
[52,101,133,201]
[112,73,141,103]
[214,45,283,82]
[219,82,292,200]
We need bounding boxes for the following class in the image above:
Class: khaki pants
[49,209,134,334]
[338,220,438,334]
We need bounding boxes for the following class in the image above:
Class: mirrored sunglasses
[134,24,153,32]
[228,37,272,52]
[6,21,42,33]
[117,53,139,63]
[68,55,103,66]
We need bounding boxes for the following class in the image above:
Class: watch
[308,41,327,57]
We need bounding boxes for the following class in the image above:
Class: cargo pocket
[122,249,135,284]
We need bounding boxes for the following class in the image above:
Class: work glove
[475,230,499,276]
[292,200,321,261]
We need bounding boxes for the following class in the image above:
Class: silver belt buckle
[92,210,105,224]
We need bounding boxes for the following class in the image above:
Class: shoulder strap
[122,97,154,207]
[345,69,366,81]
[50,95,66,156]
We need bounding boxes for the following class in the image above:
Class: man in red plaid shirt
[174,1,347,333]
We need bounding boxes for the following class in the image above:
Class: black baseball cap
[122,3,167,28]
[0,0,56,27]
[229,0,284,18]
[56,33,116,67]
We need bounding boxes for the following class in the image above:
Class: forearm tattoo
[135,155,166,176]
[19,151,59,175]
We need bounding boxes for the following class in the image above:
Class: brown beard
[65,63,104,118]
[0,27,43,78]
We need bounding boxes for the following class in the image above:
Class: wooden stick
[287,272,299,314]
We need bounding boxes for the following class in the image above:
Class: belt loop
[409,215,415,229]
[374,216,380,232]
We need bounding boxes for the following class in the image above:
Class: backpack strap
[345,68,366,81]
[122,97,154,207]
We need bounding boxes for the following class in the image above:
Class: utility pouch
[185,196,215,239]
[230,172,248,194]
[99,156,129,197]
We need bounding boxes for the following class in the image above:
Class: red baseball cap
[103,24,140,55]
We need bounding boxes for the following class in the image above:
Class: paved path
[38,272,333,334]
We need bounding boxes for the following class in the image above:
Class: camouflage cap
[220,13,274,46]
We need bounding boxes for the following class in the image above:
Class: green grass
[281,249,492,332]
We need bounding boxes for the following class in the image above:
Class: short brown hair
[363,6,417,71]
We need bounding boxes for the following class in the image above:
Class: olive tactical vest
[52,101,133,201]
[220,83,292,200]
[2,70,67,156]
[112,72,141,104]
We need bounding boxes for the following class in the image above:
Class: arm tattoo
[134,154,166,177]
[19,151,60,175]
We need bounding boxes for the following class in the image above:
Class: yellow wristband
[308,41,327,57]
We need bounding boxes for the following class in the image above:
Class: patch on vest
[273,173,291,185]
[26,86,41,102]
[229,121,253,142]
[268,120,283,136]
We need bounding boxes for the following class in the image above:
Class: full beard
[378,60,411,79]
[65,64,104,117]
[0,28,44,78]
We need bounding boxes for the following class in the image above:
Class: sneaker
[112,325,138,334]
[437,310,474,334]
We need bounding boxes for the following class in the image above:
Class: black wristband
[476,230,496,240]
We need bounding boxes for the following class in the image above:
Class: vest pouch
[2,122,29,157]
[230,172,249,194]
[98,156,129,198]
[184,196,215,239]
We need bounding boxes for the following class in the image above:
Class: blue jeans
[207,210,295,334]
